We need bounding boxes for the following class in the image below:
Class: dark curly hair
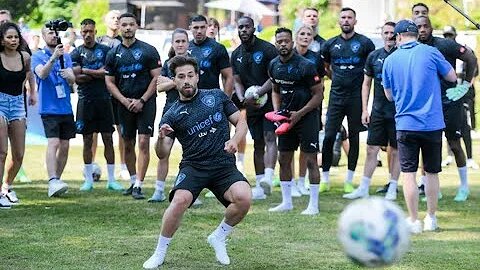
[0,22,25,52]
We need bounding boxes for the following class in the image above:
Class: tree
[0,0,38,21]
[72,0,109,35]
[29,0,77,27]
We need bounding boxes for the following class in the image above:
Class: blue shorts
[0,92,26,122]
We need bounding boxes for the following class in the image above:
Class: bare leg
[137,134,151,181]
[424,172,439,216]
[402,172,419,221]
[0,117,8,188]
[101,133,115,164]
[123,137,136,176]
[91,132,98,162]
[56,140,70,178]
[5,119,26,184]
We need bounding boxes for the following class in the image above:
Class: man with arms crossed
[344,21,399,200]
[143,56,250,268]
[231,16,278,199]
[105,13,161,199]
[382,20,457,233]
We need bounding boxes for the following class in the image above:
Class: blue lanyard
[42,49,64,85]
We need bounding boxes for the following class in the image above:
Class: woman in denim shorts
[0,22,36,208]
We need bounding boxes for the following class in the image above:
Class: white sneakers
[268,203,293,212]
[259,179,272,195]
[251,187,266,200]
[291,184,302,197]
[466,158,479,170]
[342,187,369,199]
[48,179,68,197]
[297,183,309,195]
[301,206,319,215]
[384,188,397,201]
[207,234,230,265]
[0,195,12,209]
[405,217,422,234]
[423,214,438,232]
[143,250,167,269]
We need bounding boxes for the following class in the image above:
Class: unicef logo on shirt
[213,112,222,122]
[201,95,215,108]
[202,47,212,57]
[350,41,361,53]
[132,48,143,60]
[94,49,104,59]
[253,51,263,64]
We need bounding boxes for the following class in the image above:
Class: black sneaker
[375,183,390,194]
[123,184,134,196]
[418,184,425,196]
[132,187,145,200]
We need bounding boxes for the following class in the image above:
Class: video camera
[44,19,72,68]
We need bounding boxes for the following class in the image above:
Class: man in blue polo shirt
[382,20,457,234]
[32,26,76,197]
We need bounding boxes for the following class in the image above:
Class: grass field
[1,143,479,270]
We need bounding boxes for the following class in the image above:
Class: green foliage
[72,0,109,35]
[29,0,77,28]
[257,25,277,43]
[0,0,38,21]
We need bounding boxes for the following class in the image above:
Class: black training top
[309,34,326,53]
[160,57,180,109]
[295,48,325,76]
[269,53,321,111]
[160,89,238,169]
[364,47,396,118]
[96,35,122,49]
[105,39,161,98]
[0,52,26,96]
[188,37,230,89]
[321,33,375,98]
[71,43,111,100]
[421,35,466,105]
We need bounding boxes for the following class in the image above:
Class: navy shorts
[278,110,320,153]
[76,99,115,134]
[367,114,397,148]
[397,130,442,173]
[169,165,249,207]
[117,98,156,139]
[443,102,464,140]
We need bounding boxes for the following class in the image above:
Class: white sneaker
[423,214,438,232]
[48,179,68,197]
[119,169,130,181]
[192,198,203,206]
[5,190,19,204]
[207,234,230,265]
[405,217,422,234]
[0,195,12,209]
[143,250,167,269]
[342,187,369,199]
[268,203,293,212]
[385,188,397,201]
[291,184,302,197]
[251,187,266,200]
[297,183,309,195]
[301,206,319,215]
[467,159,479,170]
[441,155,453,167]
[259,179,272,195]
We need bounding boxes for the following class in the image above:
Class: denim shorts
[0,92,26,122]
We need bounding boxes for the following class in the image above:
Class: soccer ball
[92,162,102,182]
[244,85,268,107]
[338,197,410,267]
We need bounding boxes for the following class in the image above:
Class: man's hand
[59,69,70,79]
[51,44,64,60]
[159,124,174,139]
[128,99,144,113]
[121,97,132,108]
[361,110,370,126]
[288,111,303,127]
[446,82,470,101]
[224,139,238,154]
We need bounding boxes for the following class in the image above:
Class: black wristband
[139,97,146,104]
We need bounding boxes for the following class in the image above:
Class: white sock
[212,220,233,240]
[388,179,398,191]
[1,182,10,194]
[107,164,116,183]
[264,168,274,184]
[345,170,355,183]
[236,153,245,164]
[280,181,292,205]
[134,179,143,188]
[84,163,94,184]
[458,166,468,189]
[308,184,319,209]
[155,235,172,254]
[130,174,137,185]
[255,174,264,188]
[419,175,426,186]
[359,176,371,191]
[297,176,305,188]
[121,163,128,170]
[321,171,330,183]
[156,180,165,191]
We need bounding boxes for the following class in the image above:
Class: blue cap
[394,19,418,36]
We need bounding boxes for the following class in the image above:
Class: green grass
[1,144,480,270]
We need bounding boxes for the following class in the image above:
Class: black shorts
[278,110,319,153]
[325,97,366,137]
[111,98,120,125]
[443,102,464,140]
[247,111,275,141]
[169,165,248,207]
[76,99,115,135]
[41,114,76,140]
[117,98,156,139]
[367,114,397,148]
[397,130,442,173]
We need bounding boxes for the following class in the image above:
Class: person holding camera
[32,23,75,197]
[105,13,161,200]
